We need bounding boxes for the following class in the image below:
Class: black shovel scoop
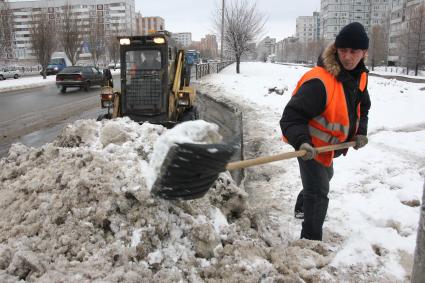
[151,141,356,200]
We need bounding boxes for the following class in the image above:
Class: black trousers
[295,158,334,241]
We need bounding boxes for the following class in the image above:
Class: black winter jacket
[280,44,371,156]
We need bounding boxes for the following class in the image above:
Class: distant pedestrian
[280,22,371,241]
[103,68,113,88]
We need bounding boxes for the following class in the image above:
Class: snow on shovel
[151,141,357,200]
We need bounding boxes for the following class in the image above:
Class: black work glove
[299,143,318,160]
[354,135,368,150]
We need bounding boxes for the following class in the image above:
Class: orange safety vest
[283,66,368,167]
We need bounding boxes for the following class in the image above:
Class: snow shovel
[151,141,357,200]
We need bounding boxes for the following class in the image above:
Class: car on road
[56,66,105,93]
[0,68,21,80]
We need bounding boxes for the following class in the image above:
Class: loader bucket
[151,142,235,200]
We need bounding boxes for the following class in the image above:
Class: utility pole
[221,0,224,61]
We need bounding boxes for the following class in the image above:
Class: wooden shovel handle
[225,141,356,170]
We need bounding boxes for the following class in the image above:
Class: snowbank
[0,76,56,94]
[0,118,314,282]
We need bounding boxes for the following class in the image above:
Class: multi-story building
[136,14,164,35]
[387,0,403,63]
[3,0,135,62]
[171,32,192,47]
[387,0,425,65]
[275,36,300,63]
[200,34,218,58]
[296,12,321,43]
[256,36,276,61]
[320,0,391,40]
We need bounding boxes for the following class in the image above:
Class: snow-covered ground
[197,62,425,281]
[0,75,56,93]
[0,62,423,282]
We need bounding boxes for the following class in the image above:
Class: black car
[56,66,105,93]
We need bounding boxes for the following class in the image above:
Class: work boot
[294,189,304,219]
[294,210,304,219]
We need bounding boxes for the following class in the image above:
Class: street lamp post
[221,0,224,62]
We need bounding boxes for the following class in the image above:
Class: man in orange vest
[280,22,371,241]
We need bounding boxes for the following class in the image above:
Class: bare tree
[0,1,14,63]
[30,11,56,79]
[59,3,82,65]
[398,20,411,72]
[409,4,425,76]
[369,25,386,71]
[381,10,391,66]
[400,4,425,76]
[87,17,106,66]
[312,38,326,63]
[215,0,266,73]
[107,25,121,66]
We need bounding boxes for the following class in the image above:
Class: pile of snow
[0,118,327,282]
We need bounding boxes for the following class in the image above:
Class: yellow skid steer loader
[98,31,197,126]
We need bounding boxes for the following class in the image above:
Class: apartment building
[200,34,218,58]
[172,32,192,47]
[320,0,391,40]
[274,37,300,62]
[136,14,165,35]
[387,0,425,64]
[2,0,135,62]
[256,36,276,61]
[296,12,321,43]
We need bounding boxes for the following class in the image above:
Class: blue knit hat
[335,22,369,50]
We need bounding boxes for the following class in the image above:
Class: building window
[97,4,103,10]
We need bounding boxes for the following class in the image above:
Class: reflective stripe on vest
[308,125,342,144]
[312,116,349,137]
[283,66,367,166]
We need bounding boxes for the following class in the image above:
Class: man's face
[337,48,367,71]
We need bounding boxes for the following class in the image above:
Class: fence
[195,61,234,80]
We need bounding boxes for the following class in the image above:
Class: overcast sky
[135,0,320,41]
[7,0,320,42]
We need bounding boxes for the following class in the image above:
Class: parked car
[0,68,21,80]
[56,66,105,93]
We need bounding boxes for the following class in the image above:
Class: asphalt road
[0,83,102,141]
[0,77,120,158]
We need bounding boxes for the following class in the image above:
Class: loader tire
[180,106,199,122]
[97,113,112,121]
[84,81,90,92]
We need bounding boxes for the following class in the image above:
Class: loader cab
[118,33,177,124]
